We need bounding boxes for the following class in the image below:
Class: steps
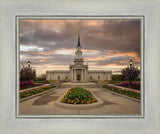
[60,82,99,88]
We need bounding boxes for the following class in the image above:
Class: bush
[121,66,140,81]
[60,87,97,104]
[112,75,125,81]
[20,66,36,81]
[20,80,34,87]
[122,81,140,90]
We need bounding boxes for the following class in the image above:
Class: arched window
[98,76,100,80]
[90,76,92,80]
[58,76,60,80]
[66,76,68,79]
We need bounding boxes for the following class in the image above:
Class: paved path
[19,86,140,115]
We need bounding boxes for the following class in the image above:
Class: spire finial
[78,30,80,36]
[77,30,80,47]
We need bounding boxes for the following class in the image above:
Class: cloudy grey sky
[19,19,141,75]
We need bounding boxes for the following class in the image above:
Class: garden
[20,66,51,90]
[107,66,140,90]
[20,85,55,99]
[103,85,140,99]
[60,87,97,104]
[108,81,140,90]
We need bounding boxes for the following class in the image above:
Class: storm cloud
[19,19,141,75]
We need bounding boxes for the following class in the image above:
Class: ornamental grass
[60,87,97,104]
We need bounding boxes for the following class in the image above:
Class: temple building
[46,31,112,82]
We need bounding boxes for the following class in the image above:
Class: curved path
[19,83,140,115]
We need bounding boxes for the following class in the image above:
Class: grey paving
[19,83,141,115]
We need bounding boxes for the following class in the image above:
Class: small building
[46,31,112,82]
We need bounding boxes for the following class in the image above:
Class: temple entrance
[77,74,81,81]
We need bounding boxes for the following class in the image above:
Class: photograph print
[18,17,143,117]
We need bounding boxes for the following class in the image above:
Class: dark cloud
[20,19,140,54]
[19,19,141,74]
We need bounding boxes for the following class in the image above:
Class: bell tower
[70,30,88,82]
[74,30,84,65]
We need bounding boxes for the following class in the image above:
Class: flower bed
[20,85,55,99]
[60,87,97,104]
[20,80,34,86]
[117,81,140,90]
[20,80,39,90]
[103,85,140,99]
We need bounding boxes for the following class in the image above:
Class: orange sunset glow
[20,19,141,75]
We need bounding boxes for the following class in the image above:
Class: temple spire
[77,30,80,47]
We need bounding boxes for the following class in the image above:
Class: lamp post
[27,61,31,87]
[27,61,31,67]
[129,59,133,88]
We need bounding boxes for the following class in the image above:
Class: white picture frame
[0,0,160,134]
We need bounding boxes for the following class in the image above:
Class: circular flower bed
[60,87,97,104]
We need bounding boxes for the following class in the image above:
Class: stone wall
[88,71,112,81]
[46,71,70,81]
[46,70,112,81]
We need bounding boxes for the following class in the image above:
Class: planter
[54,88,103,110]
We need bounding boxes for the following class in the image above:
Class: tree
[121,66,140,81]
[40,74,47,80]
[112,74,125,81]
[20,66,36,81]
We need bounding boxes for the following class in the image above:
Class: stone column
[72,68,73,81]
[74,69,76,82]
[70,68,72,81]
[86,68,88,81]
[72,68,74,81]
[82,69,83,82]
[84,69,85,81]
[73,69,74,81]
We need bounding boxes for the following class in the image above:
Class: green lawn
[34,80,50,84]
[108,80,140,84]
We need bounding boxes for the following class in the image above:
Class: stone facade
[46,32,112,82]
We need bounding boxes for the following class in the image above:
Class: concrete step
[60,85,99,88]
[60,82,99,88]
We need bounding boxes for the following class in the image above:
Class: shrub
[112,75,125,81]
[60,87,97,104]
[20,66,36,81]
[121,66,140,81]
[20,80,34,87]
[122,81,140,90]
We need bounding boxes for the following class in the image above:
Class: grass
[34,80,50,84]
[20,85,55,99]
[108,81,122,84]
[108,80,140,84]
[60,87,97,104]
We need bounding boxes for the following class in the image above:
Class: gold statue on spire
[78,30,80,36]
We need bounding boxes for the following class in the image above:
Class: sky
[19,19,141,76]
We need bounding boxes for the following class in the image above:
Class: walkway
[19,83,140,115]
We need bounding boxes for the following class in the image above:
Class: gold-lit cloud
[20,19,141,75]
